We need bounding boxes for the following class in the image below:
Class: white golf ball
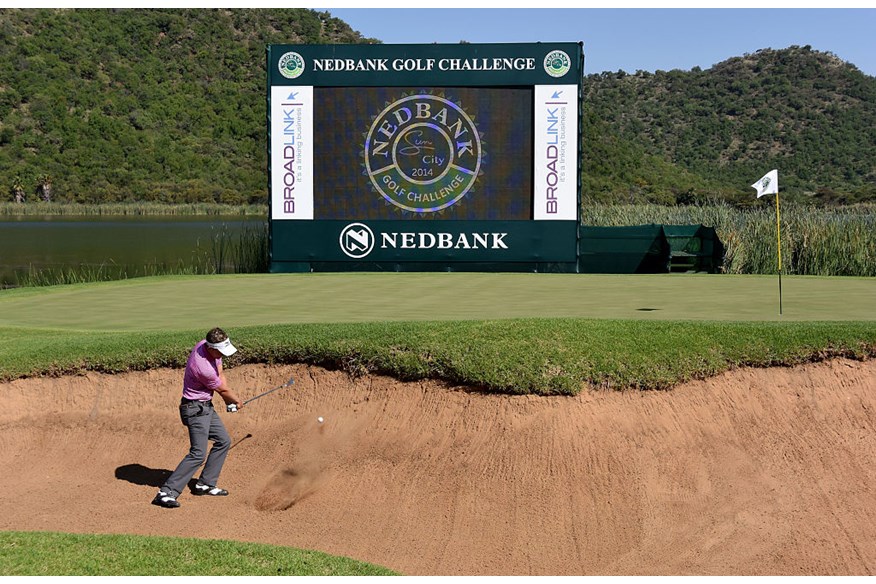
[317,416,324,424]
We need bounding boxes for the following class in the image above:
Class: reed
[204,220,269,274]
[14,220,268,287]
[16,260,209,287]
[582,203,876,276]
[0,202,267,216]
[9,203,874,284]
[232,221,270,273]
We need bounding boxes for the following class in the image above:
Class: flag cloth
[752,169,778,198]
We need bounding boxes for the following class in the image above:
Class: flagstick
[775,191,783,316]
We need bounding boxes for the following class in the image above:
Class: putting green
[1,273,873,332]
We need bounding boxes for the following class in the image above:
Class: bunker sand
[1,360,874,575]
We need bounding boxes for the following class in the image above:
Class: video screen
[312,87,533,220]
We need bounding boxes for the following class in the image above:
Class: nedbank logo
[363,92,483,215]
[338,223,510,258]
[544,50,571,78]
[339,223,374,258]
[278,52,305,79]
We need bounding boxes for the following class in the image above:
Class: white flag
[752,169,778,198]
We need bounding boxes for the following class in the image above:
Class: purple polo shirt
[182,340,222,401]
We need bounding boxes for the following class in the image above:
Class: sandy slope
[1,360,874,575]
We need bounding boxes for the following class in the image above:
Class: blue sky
[317,8,876,76]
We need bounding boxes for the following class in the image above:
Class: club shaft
[243,379,293,405]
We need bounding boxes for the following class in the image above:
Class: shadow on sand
[114,463,174,488]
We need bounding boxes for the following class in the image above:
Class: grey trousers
[161,400,231,497]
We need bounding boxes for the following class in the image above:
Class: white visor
[206,338,237,356]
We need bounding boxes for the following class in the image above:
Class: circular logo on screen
[339,223,375,259]
[364,92,483,214]
[278,52,305,79]
[544,50,571,78]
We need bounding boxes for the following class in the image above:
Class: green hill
[1,9,873,206]
[0,8,375,204]
[584,45,876,205]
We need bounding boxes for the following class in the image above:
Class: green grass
[1,273,874,329]
[1,273,874,393]
[0,202,267,216]
[0,531,397,576]
[0,319,872,394]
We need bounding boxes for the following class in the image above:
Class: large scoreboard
[267,42,583,272]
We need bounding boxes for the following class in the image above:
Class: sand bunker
[1,360,874,575]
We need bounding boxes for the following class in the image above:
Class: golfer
[153,327,243,509]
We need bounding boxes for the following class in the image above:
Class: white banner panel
[533,85,577,220]
[270,86,313,220]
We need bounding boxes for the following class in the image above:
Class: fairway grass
[0,274,874,393]
[0,531,398,576]
[1,272,875,330]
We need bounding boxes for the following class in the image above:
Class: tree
[37,174,52,202]
[10,176,25,203]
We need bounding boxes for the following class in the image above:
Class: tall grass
[582,202,876,276]
[209,220,269,274]
[15,220,269,287]
[9,203,875,282]
[16,260,207,287]
[0,202,267,216]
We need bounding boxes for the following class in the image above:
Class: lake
[0,215,266,287]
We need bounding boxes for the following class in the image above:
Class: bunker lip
[1,359,875,576]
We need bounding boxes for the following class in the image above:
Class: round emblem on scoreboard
[278,52,305,79]
[364,93,483,214]
[339,223,375,259]
[543,50,571,78]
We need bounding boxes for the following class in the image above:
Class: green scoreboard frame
[267,42,583,272]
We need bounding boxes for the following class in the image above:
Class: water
[0,215,266,287]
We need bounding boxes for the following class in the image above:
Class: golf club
[227,375,294,412]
